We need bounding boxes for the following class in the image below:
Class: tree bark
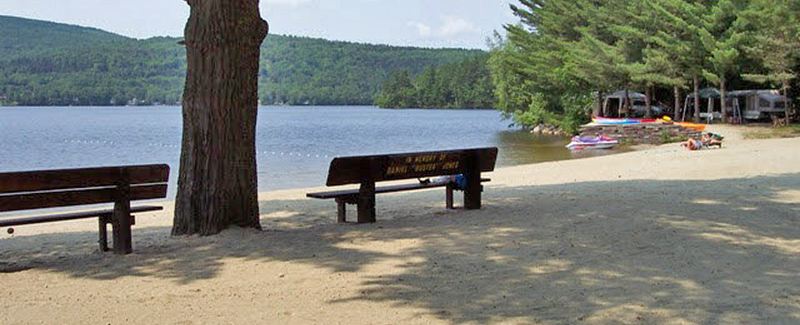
[693,75,700,123]
[708,97,713,123]
[644,86,652,119]
[624,88,630,118]
[720,78,728,123]
[783,80,791,126]
[173,0,269,236]
[593,91,602,117]
[673,86,681,120]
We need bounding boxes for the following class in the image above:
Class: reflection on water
[492,131,632,166]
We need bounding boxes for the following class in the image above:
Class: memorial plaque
[325,147,497,186]
[384,153,462,179]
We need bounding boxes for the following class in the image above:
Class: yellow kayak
[657,117,706,131]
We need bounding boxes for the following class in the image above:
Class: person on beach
[681,133,722,150]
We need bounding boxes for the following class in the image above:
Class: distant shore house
[681,88,789,122]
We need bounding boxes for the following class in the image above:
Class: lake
[0,106,624,194]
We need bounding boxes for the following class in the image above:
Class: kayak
[676,122,706,131]
[592,117,657,125]
[566,135,619,150]
[654,117,706,131]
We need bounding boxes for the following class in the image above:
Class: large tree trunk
[593,91,602,117]
[624,88,630,118]
[783,80,791,126]
[693,75,700,123]
[173,0,269,236]
[720,78,728,123]
[644,86,652,119]
[673,86,681,120]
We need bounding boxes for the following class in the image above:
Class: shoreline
[0,125,790,232]
[2,125,800,324]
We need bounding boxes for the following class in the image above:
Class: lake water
[0,106,624,194]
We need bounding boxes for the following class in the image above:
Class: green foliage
[492,0,800,126]
[505,92,590,134]
[738,0,799,93]
[374,71,418,108]
[487,32,536,119]
[0,15,483,106]
[559,94,593,133]
[257,35,485,106]
[512,93,557,127]
[375,55,494,109]
[658,130,689,144]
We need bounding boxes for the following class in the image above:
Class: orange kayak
[676,122,706,131]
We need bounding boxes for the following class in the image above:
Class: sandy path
[1,125,799,325]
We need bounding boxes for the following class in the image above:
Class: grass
[742,125,800,139]
[659,131,690,144]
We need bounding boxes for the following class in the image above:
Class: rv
[728,90,790,120]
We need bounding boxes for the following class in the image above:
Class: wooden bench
[307,148,497,223]
[0,164,170,254]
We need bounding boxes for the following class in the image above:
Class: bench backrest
[326,147,497,186]
[0,164,170,212]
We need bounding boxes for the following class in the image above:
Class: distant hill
[0,15,485,106]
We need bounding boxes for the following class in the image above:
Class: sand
[1,125,799,325]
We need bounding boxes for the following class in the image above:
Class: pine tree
[374,70,417,108]
[739,0,799,124]
[697,0,747,123]
[415,67,440,108]
[642,0,707,121]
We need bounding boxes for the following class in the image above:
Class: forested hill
[0,15,485,106]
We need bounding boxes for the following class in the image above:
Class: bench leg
[446,184,455,209]
[357,181,376,223]
[112,207,133,254]
[98,216,109,252]
[464,156,482,210]
[335,198,347,223]
[112,182,133,255]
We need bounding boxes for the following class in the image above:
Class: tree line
[374,55,495,109]
[490,0,799,131]
[0,15,483,107]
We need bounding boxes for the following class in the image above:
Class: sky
[0,0,520,49]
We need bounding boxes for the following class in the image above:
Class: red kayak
[592,117,658,124]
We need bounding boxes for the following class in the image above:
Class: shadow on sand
[1,173,799,323]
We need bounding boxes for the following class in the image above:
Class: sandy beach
[1,125,799,325]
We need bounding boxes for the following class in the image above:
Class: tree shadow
[1,173,799,323]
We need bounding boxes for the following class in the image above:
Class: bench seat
[308,178,491,223]
[307,178,491,199]
[306,148,497,223]
[0,205,163,252]
[0,164,169,254]
[0,205,162,227]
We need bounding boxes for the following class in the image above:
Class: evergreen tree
[375,70,417,108]
[415,67,442,108]
[739,0,799,124]
[0,15,483,107]
[697,0,746,123]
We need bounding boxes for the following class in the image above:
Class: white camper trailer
[728,90,790,120]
